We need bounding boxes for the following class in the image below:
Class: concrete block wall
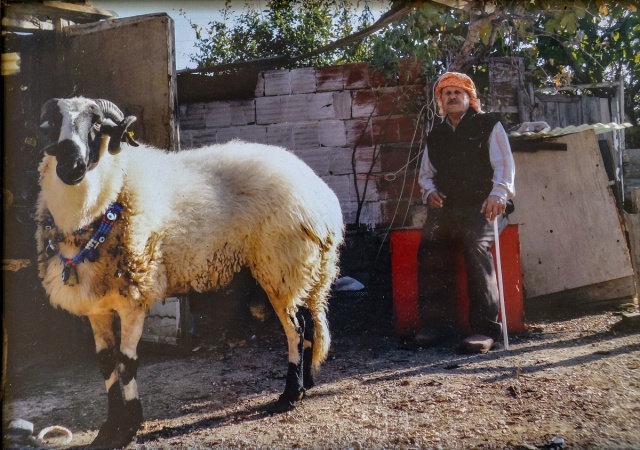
[179,61,426,228]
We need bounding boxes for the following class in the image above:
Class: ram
[36,97,344,448]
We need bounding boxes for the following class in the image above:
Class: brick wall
[179,61,427,228]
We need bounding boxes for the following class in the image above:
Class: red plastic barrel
[390,224,525,336]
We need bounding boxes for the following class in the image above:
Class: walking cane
[493,217,509,350]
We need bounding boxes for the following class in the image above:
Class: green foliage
[187,0,640,123]
[366,3,467,84]
[187,0,375,69]
[368,1,639,123]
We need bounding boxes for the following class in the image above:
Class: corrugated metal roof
[509,122,633,140]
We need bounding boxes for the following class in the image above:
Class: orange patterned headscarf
[435,72,483,116]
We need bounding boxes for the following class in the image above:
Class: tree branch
[448,10,500,72]
[533,28,591,84]
[178,1,426,75]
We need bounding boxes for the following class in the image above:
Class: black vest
[426,110,502,207]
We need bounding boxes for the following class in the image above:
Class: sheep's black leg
[300,307,315,390]
[88,309,145,448]
[274,308,309,411]
[88,313,127,448]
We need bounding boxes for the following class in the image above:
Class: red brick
[369,66,395,88]
[327,147,353,175]
[216,125,267,144]
[264,70,291,96]
[323,174,351,205]
[341,201,359,225]
[191,129,218,147]
[332,92,353,119]
[358,201,382,227]
[318,121,347,147]
[380,199,414,228]
[370,116,400,145]
[179,129,194,148]
[179,104,206,130]
[293,146,330,176]
[352,90,377,118]
[204,102,231,128]
[292,121,320,148]
[345,118,374,147]
[396,115,424,144]
[377,174,422,202]
[377,89,401,116]
[308,92,348,121]
[290,67,317,94]
[254,73,265,97]
[344,62,370,89]
[256,96,305,124]
[229,99,256,126]
[351,176,379,203]
[266,123,294,149]
[378,144,423,173]
[353,146,381,175]
[397,58,425,85]
[316,66,344,92]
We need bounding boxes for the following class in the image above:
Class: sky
[94,1,228,70]
[94,1,388,71]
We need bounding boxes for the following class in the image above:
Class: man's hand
[427,191,446,208]
[481,195,506,221]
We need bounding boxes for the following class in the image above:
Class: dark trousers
[417,204,504,339]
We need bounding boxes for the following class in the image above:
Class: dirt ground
[3,302,640,450]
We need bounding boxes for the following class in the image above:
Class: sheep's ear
[120,116,140,148]
[103,115,139,154]
[39,98,60,129]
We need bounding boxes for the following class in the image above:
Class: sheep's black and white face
[40,98,105,185]
[39,97,138,186]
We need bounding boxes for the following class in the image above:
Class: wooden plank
[510,130,634,300]
[541,100,559,128]
[559,99,581,127]
[632,187,640,214]
[526,276,636,312]
[1,17,55,32]
[4,1,114,25]
[61,14,178,150]
[623,211,640,294]
[626,187,640,291]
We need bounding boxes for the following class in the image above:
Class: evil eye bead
[106,211,117,221]
[98,236,106,243]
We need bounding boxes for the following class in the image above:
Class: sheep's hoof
[303,376,315,390]
[268,389,305,414]
[90,423,137,449]
[91,399,143,448]
[268,398,297,414]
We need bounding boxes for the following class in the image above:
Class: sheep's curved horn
[95,99,139,154]
[95,99,125,123]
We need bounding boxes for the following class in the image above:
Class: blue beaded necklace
[44,202,123,286]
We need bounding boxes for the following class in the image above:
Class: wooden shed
[509,128,636,308]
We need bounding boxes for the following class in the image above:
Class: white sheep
[36,97,344,448]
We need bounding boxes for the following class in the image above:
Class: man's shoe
[462,334,494,353]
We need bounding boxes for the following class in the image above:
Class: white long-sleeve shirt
[418,119,516,204]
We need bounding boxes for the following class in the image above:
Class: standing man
[416,72,515,353]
